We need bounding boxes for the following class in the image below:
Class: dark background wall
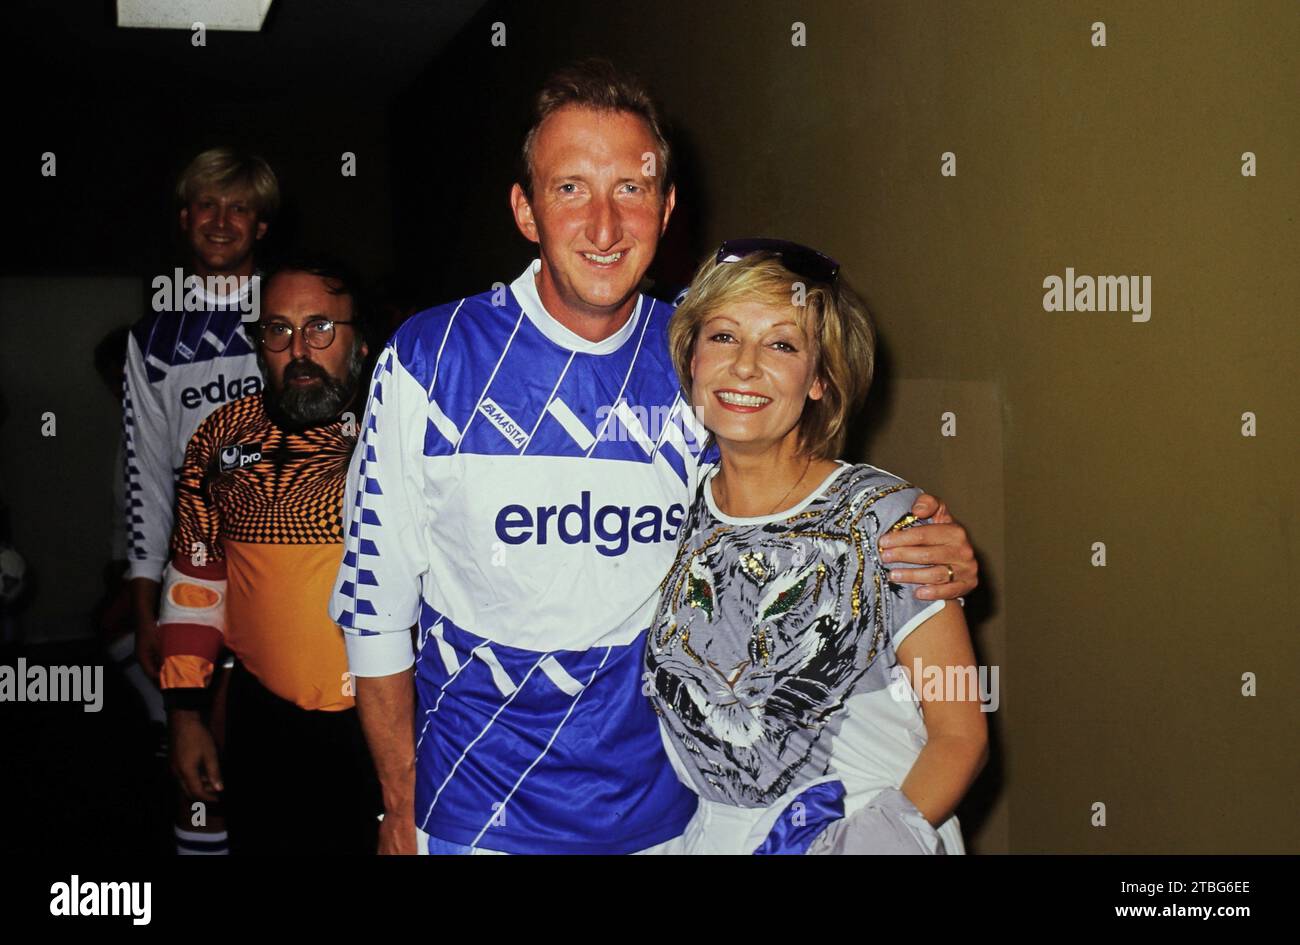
[0,0,480,640]
[1,0,1296,855]
[1,1,492,278]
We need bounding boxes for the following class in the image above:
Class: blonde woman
[646,240,988,854]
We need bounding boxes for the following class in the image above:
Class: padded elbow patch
[159,560,228,635]
[158,560,227,688]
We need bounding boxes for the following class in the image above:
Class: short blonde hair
[667,250,876,460]
[175,147,280,222]
[519,58,672,201]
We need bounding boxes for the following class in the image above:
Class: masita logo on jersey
[180,373,262,409]
[496,492,685,557]
[479,397,528,450]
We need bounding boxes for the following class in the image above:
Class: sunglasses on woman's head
[715,238,840,284]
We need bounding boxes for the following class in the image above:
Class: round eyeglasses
[255,318,357,352]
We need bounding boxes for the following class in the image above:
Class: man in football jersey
[160,260,380,854]
[122,147,279,854]
[331,59,980,854]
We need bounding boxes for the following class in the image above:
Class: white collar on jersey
[509,259,644,355]
[189,270,261,308]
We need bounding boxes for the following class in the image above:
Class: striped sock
[175,826,229,855]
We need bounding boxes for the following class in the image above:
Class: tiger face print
[646,465,919,806]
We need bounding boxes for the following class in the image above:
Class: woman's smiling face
[690,299,824,453]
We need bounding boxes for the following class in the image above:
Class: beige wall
[434,0,1298,851]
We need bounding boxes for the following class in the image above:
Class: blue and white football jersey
[330,261,709,854]
[123,279,263,582]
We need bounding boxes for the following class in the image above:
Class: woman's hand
[878,493,978,600]
[807,788,947,855]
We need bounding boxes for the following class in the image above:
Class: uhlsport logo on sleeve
[219,441,262,472]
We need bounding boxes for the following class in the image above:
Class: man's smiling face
[511,105,675,334]
[179,186,267,277]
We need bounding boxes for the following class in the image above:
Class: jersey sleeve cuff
[893,599,946,650]
[345,630,416,678]
[126,558,166,583]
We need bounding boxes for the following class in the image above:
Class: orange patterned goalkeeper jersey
[161,391,358,711]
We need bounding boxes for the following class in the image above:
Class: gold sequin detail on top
[655,472,913,667]
[812,562,828,603]
[679,624,704,667]
[655,528,730,660]
[890,513,921,532]
[665,527,728,609]
[776,480,914,616]
[791,529,866,618]
[849,482,912,617]
[849,523,866,618]
[739,551,768,581]
[865,570,886,663]
[752,626,772,667]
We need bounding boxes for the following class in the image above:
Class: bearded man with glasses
[157,258,382,855]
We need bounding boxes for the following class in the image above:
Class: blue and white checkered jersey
[330,261,709,854]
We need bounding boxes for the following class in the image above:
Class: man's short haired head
[263,255,368,323]
[175,147,281,223]
[519,58,673,202]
